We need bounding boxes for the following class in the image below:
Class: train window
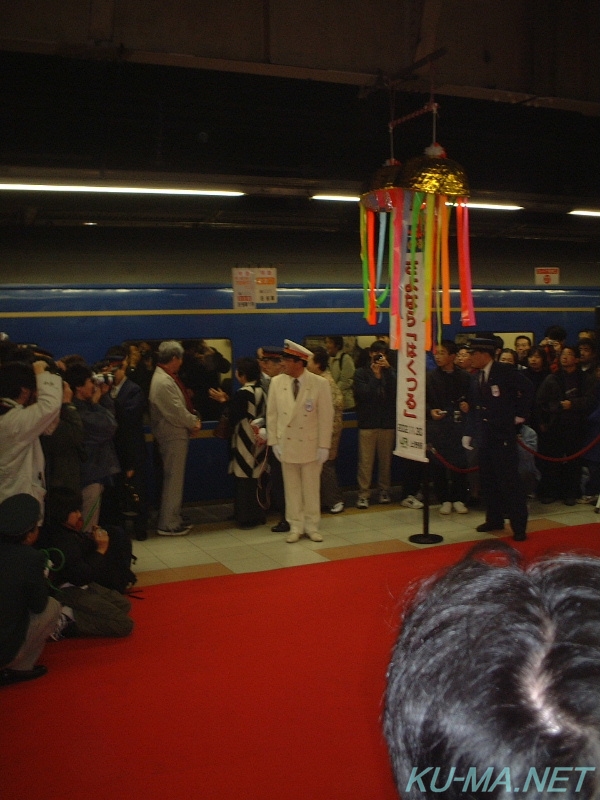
[123,337,233,420]
[306,332,536,366]
[304,335,382,367]
[455,331,535,351]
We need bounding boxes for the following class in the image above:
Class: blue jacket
[73,397,120,486]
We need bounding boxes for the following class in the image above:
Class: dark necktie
[479,369,486,387]
[293,378,299,399]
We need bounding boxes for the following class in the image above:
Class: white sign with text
[395,253,428,463]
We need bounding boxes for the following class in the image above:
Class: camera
[453,396,467,423]
[92,372,114,387]
[374,353,384,362]
[14,346,64,376]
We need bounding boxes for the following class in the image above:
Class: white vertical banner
[394,253,428,462]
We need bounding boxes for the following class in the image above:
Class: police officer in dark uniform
[465,338,534,541]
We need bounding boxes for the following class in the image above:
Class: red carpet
[3,524,600,800]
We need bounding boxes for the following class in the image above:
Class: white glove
[272,444,282,461]
[317,447,329,464]
[256,427,267,445]
[462,435,474,451]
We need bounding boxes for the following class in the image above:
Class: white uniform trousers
[281,459,323,535]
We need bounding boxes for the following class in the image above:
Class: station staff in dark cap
[257,345,284,395]
[266,339,334,543]
[257,346,290,533]
[465,337,534,541]
[0,494,61,687]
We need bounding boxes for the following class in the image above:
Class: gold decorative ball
[401,156,469,196]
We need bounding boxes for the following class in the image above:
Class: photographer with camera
[0,356,64,512]
[353,340,397,508]
[64,364,120,532]
[102,347,149,540]
[539,324,567,374]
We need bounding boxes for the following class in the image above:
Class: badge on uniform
[491,385,500,397]
[305,399,314,412]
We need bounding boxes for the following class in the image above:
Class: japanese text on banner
[395,253,428,463]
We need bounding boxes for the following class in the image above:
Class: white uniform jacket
[266,371,334,464]
[149,366,199,442]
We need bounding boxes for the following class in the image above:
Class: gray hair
[157,340,184,363]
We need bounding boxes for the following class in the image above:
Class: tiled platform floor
[132,492,600,587]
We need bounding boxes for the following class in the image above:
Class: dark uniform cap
[260,346,284,358]
[468,338,497,354]
[0,493,41,538]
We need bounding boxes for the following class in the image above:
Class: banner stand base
[408,533,444,544]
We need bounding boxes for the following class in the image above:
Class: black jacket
[353,366,396,429]
[0,541,50,667]
[468,361,534,446]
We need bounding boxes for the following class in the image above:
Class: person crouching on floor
[36,487,134,639]
[0,493,61,687]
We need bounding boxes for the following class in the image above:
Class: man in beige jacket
[149,341,201,535]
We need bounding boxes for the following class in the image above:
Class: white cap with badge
[283,340,312,361]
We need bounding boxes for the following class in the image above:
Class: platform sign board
[232,267,278,309]
[255,267,278,304]
[232,268,256,309]
[535,267,560,285]
[394,253,428,463]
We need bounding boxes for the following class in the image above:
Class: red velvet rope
[428,431,600,473]
[517,432,600,462]
[427,447,478,473]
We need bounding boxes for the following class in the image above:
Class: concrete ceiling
[0,0,599,240]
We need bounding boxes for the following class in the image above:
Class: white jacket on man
[0,370,63,507]
[267,371,333,463]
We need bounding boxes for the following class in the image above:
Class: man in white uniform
[266,340,333,543]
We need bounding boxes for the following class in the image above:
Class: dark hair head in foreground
[384,541,600,799]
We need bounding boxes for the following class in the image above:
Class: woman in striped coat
[228,357,267,529]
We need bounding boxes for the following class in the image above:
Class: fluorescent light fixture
[311,194,360,202]
[466,202,523,211]
[446,201,523,211]
[569,209,600,217]
[0,183,245,196]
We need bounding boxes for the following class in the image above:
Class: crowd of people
[2,324,600,686]
[0,335,229,686]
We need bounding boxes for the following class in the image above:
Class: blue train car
[0,283,597,362]
[1,283,598,502]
